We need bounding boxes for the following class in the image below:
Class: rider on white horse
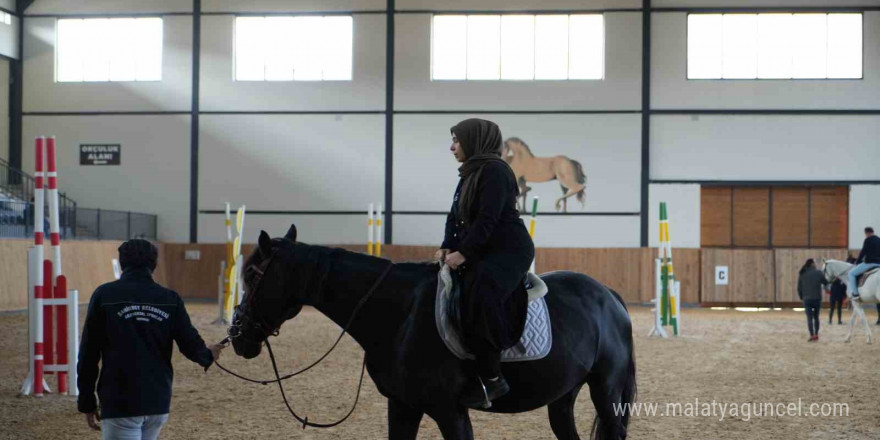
[850,227,880,298]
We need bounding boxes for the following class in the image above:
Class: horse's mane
[505,137,534,158]
[299,242,441,279]
[249,239,441,294]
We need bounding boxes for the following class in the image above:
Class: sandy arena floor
[1,302,879,439]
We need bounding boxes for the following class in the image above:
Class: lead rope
[213,263,393,428]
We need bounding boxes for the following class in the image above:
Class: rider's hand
[445,252,466,270]
[434,249,450,263]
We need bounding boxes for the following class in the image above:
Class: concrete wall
[14,1,878,247]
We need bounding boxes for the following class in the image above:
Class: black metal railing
[0,157,32,202]
[0,156,155,241]
[74,208,158,241]
[1,157,79,222]
[0,200,31,238]
[0,201,157,241]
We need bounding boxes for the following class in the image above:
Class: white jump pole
[33,137,46,396]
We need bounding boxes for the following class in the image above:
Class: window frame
[232,14,355,82]
[54,16,165,83]
[685,12,864,81]
[429,12,606,82]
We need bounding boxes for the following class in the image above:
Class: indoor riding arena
[1,1,879,439]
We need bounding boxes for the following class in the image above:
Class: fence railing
[74,208,158,241]
[1,157,79,222]
[0,201,157,241]
[0,157,32,202]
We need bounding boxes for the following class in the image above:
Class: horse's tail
[570,159,587,204]
[616,290,637,439]
[590,288,637,440]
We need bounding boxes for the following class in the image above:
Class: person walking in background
[78,239,225,439]
[798,258,828,342]
[828,278,846,325]
[850,227,880,298]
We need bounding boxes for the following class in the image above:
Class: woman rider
[434,118,535,408]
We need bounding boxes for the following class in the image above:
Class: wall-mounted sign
[715,266,729,285]
[80,144,120,165]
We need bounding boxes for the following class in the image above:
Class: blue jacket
[77,268,213,418]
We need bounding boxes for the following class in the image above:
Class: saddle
[435,264,552,362]
[857,268,879,288]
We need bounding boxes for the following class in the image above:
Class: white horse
[821,259,880,343]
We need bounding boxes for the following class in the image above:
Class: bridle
[225,251,279,346]
[215,245,394,429]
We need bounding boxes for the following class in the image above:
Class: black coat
[857,235,880,264]
[830,279,847,302]
[442,161,535,351]
[77,268,214,418]
[797,268,828,302]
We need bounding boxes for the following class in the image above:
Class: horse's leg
[586,364,631,440]
[430,407,474,440]
[555,188,584,212]
[845,301,858,343]
[388,399,424,440]
[548,383,585,440]
[859,304,872,344]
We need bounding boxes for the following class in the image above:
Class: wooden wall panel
[538,248,654,304]
[731,249,774,303]
[670,249,701,304]
[158,244,702,305]
[161,244,439,300]
[8,240,859,310]
[163,243,235,300]
[810,186,849,248]
[702,248,774,304]
[0,239,166,312]
[771,187,809,247]
[0,240,34,311]
[701,248,731,303]
[701,187,732,247]
[732,187,770,247]
[2,240,699,310]
[775,248,848,304]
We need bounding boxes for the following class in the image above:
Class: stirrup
[476,377,492,409]
[460,377,493,409]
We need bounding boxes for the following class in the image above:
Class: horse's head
[230,224,304,359]
[821,259,851,283]
[502,138,521,163]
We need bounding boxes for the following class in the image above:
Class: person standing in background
[828,278,846,325]
[798,259,828,342]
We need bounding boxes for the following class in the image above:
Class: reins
[214,260,394,429]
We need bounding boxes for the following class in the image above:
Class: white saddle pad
[435,265,552,362]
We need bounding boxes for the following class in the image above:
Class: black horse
[231,225,636,440]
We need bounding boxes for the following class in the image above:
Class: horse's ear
[258,230,272,256]
[284,224,297,243]
[821,258,827,263]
